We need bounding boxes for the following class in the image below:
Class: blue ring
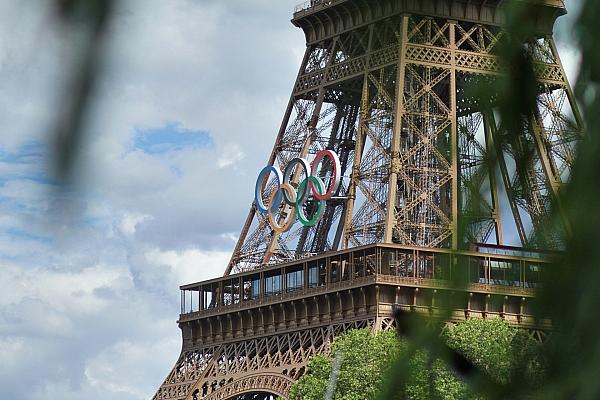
[254,165,283,214]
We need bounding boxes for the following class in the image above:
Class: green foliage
[399,351,471,400]
[444,318,544,388]
[289,319,542,400]
[531,1,600,398]
[446,319,515,384]
[288,329,402,400]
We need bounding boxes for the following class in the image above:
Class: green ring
[295,176,325,226]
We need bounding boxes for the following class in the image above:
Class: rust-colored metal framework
[155,244,551,399]
[155,1,579,399]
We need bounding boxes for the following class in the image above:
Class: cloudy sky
[0,1,580,399]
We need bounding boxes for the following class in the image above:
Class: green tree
[288,319,543,400]
[443,318,545,390]
[288,328,402,400]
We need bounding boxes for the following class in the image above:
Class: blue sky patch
[0,141,53,186]
[133,122,214,154]
[0,141,46,164]
[0,141,45,165]
[5,227,52,245]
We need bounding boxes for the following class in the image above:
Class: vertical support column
[486,111,529,246]
[483,113,503,245]
[373,285,382,332]
[218,281,224,307]
[200,286,204,312]
[547,37,584,133]
[180,290,184,315]
[529,115,572,237]
[449,21,460,250]
[342,77,369,250]
[384,14,410,243]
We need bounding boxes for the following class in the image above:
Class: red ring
[309,150,340,201]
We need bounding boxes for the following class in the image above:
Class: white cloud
[85,333,182,399]
[119,212,153,237]
[0,1,580,400]
[217,143,246,169]
[144,247,230,286]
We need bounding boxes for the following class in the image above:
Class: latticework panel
[392,64,454,246]
[154,319,374,400]
[457,111,498,244]
[343,68,396,247]
[227,13,580,273]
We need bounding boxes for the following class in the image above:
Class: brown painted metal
[155,0,578,398]
[225,0,577,274]
[155,244,551,400]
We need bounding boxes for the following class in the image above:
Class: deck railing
[179,243,552,317]
[294,0,341,14]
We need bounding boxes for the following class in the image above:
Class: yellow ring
[267,183,296,233]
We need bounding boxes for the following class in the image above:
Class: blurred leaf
[52,0,113,182]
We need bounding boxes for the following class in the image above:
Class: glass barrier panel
[353,251,366,278]
[365,249,377,276]
[189,290,197,312]
[329,254,351,282]
[202,284,217,309]
[340,255,350,281]
[434,253,451,280]
[243,274,261,301]
[525,263,542,288]
[223,279,234,306]
[308,262,319,288]
[265,273,282,297]
[417,253,434,279]
[330,259,340,283]
[476,257,488,285]
[489,259,521,287]
[381,249,394,275]
[286,268,304,292]
[232,280,241,304]
[401,252,415,278]
[318,260,327,285]
[458,255,476,284]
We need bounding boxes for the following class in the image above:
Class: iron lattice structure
[155,1,580,399]
[226,0,579,275]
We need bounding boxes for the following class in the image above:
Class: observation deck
[292,0,566,43]
[178,244,551,350]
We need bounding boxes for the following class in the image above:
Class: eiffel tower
[154,1,580,399]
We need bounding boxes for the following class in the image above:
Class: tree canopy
[286,318,543,400]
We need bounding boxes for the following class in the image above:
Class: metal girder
[225,14,580,274]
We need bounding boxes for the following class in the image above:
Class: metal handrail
[293,0,339,14]
[179,273,537,321]
[294,1,312,13]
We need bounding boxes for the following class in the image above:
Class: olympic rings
[255,150,341,230]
